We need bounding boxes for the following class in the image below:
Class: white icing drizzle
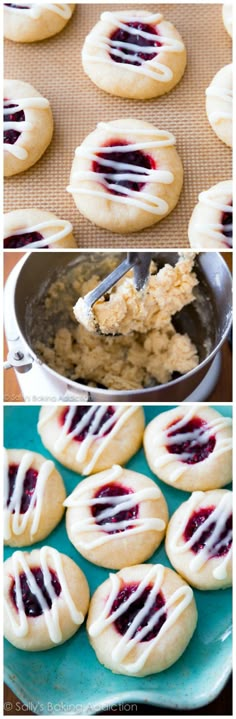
[4,219,73,248]
[4,3,73,19]
[38,405,140,474]
[67,122,175,216]
[169,491,232,579]
[195,189,232,246]
[4,449,55,540]
[83,11,184,83]
[206,85,232,123]
[4,96,50,159]
[5,547,84,643]
[88,564,193,673]
[153,407,232,483]
[64,465,165,548]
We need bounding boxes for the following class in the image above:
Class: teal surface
[4,405,232,715]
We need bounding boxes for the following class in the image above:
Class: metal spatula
[82,252,152,313]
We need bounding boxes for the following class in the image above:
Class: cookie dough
[144,405,232,492]
[222,4,232,37]
[87,564,197,676]
[64,465,169,568]
[4,547,90,651]
[206,64,232,148]
[165,489,232,590]
[37,405,145,475]
[4,448,66,547]
[4,3,75,43]
[67,118,183,234]
[188,180,233,249]
[4,79,53,177]
[4,209,76,249]
[82,10,186,100]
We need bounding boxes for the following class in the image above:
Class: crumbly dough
[4,548,90,651]
[206,64,232,148]
[38,405,145,475]
[165,489,232,590]
[82,10,187,100]
[222,4,232,37]
[65,466,169,568]
[4,79,53,177]
[188,180,233,249]
[4,3,75,43]
[67,118,183,234]
[4,208,77,249]
[34,255,199,390]
[144,406,232,492]
[4,448,66,547]
[87,564,197,676]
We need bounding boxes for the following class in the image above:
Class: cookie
[4,3,75,43]
[4,547,90,650]
[4,448,66,547]
[67,118,183,233]
[144,406,232,492]
[188,180,233,249]
[222,4,232,37]
[37,405,145,475]
[165,489,232,590]
[4,79,53,177]
[82,10,186,100]
[206,64,232,147]
[4,209,76,249]
[87,563,197,676]
[64,465,168,568]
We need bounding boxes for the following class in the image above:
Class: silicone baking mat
[4,2,232,249]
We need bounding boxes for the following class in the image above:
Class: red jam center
[4,100,25,145]
[91,482,138,534]
[111,583,167,641]
[184,506,232,558]
[4,4,30,7]
[60,405,116,442]
[4,231,46,249]
[110,21,160,65]
[7,463,38,514]
[10,567,61,617]
[93,140,155,195]
[166,417,216,464]
[222,202,232,246]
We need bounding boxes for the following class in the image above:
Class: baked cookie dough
[4,547,89,650]
[4,3,75,43]
[4,209,76,249]
[4,79,53,177]
[222,4,232,37]
[188,180,233,249]
[67,118,183,234]
[87,563,197,676]
[4,448,66,547]
[206,64,232,148]
[64,465,169,569]
[144,405,232,492]
[165,489,232,590]
[82,10,186,100]
[37,405,145,475]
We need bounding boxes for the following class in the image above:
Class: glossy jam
[4,100,25,145]
[10,567,61,617]
[7,464,38,514]
[111,583,167,641]
[110,21,160,65]
[184,506,232,557]
[4,231,46,249]
[93,140,155,195]
[92,482,138,534]
[4,4,30,8]
[222,202,233,246]
[166,417,216,464]
[60,406,116,442]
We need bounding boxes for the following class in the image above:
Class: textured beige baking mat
[4,2,232,249]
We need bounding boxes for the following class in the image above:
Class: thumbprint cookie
[188,180,232,249]
[206,64,232,148]
[4,3,75,43]
[222,4,232,38]
[4,209,76,249]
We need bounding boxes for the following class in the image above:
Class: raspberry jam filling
[10,567,61,617]
[110,22,161,65]
[111,583,167,641]
[166,417,216,464]
[4,100,25,145]
[184,506,232,558]
[7,464,38,514]
[91,483,138,534]
[4,4,30,7]
[222,202,233,245]
[4,231,46,249]
[60,406,116,442]
[93,141,155,195]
